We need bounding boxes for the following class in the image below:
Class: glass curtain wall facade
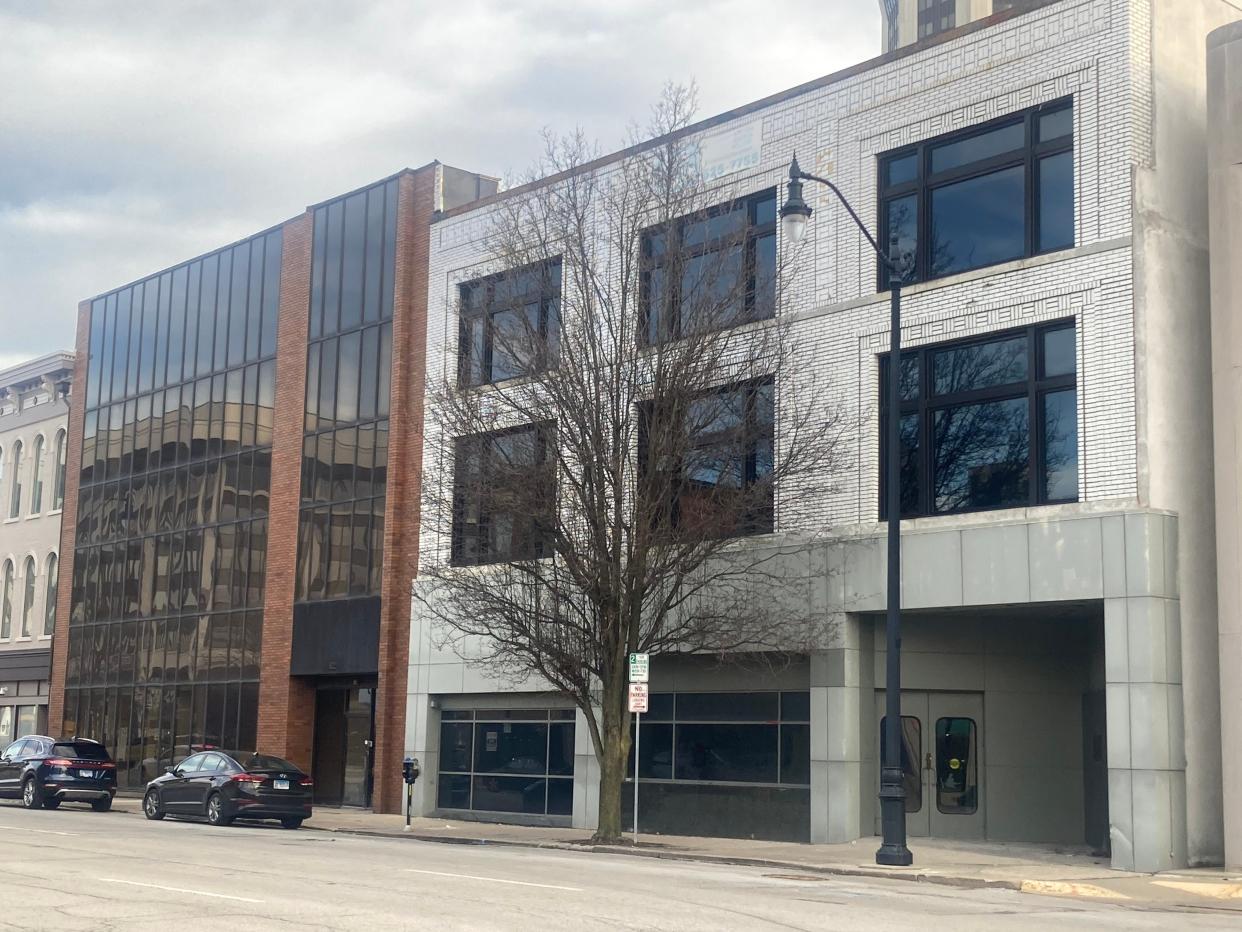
[66,229,282,788]
[296,179,397,605]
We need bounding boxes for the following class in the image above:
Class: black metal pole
[876,279,912,867]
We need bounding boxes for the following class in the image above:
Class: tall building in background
[880,0,1024,51]
[48,163,495,814]
[0,352,73,745]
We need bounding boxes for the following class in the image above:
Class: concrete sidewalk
[109,795,1242,909]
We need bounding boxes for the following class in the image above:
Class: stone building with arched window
[0,351,73,745]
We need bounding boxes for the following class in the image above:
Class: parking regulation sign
[629,652,649,683]
[628,683,649,714]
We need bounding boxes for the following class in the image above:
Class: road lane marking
[0,824,79,837]
[403,868,580,892]
[97,878,264,903]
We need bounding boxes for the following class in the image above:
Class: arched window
[0,560,12,639]
[20,557,35,638]
[8,440,22,519]
[30,435,44,514]
[43,553,58,636]
[52,430,66,511]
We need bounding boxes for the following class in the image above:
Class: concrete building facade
[407,0,1242,873]
[0,352,73,746]
[1207,18,1242,871]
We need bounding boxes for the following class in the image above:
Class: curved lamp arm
[785,155,903,278]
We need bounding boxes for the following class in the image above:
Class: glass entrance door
[877,691,984,839]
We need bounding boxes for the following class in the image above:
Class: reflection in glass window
[641,189,776,344]
[628,691,810,788]
[451,424,554,566]
[880,715,922,813]
[881,322,1078,517]
[9,440,22,518]
[44,553,57,636]
[458,259,562,388]
[935,717,977,814]
[879,100,1074,287]
[437,710,575,816]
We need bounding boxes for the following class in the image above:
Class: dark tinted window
[881,321,1078,518]
[51,742,111,761]
[641,190,776,344]
[879,100,1074,287]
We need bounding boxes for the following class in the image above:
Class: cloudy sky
[0,1,877,370]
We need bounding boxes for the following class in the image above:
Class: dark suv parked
[0,736,117,811]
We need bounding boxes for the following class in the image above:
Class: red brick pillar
[47,300,92,734]
[371,167,433,813]
[256,211,316,770]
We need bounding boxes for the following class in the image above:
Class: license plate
[77,770,96,779]
[274,779,290,790]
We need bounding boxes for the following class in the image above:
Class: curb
[110,798,1124,897]
[302,822,1027,893]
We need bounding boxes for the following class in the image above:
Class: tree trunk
[593,679,631,843]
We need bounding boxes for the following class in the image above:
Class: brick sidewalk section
[108,796,1242,909]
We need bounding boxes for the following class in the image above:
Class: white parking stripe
[97,878,264,903]
[403,868,581,892]
[0,823,79,837]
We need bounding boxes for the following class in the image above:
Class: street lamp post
[781,155,913,867]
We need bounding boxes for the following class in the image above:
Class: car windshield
[225,752,299,773]
[51,742,111,761]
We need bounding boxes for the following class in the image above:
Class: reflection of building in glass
[49,164,497,815]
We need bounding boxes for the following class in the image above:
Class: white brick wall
[421,0,1151,565]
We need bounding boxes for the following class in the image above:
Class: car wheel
[20,778,43,810]
[206,793,233,827]
[42,798,61,810]
[143,790,165,821]
[91,797,112,813]
[280,818,303,830]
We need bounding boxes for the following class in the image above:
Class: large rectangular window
[878,100,1074,287]
[458,259,562,388]
[451,424,555,567]
[880,321,1078,518]
[641,379,775,539]
[295,179,397,603]
[641,189,776,344]
[628,691,809,786]
[437,709,575,816]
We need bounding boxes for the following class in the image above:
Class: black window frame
[878,98,1074,289]
[639,377,776,541]
[450,422,556,567]
[640,188,777,345]
[880,320,1078,519]
[457,258,562,388]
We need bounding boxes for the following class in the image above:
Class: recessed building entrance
[312,684,375,808]
[877,690,984,840]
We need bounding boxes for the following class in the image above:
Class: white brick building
[407,0,1242,871]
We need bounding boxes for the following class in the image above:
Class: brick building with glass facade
[48,164,495,813]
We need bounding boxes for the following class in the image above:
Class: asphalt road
[0,800,1238,931]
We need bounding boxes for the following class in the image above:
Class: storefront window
[437,709,575,816]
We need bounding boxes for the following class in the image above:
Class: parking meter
[402,757,421,785]
[402,757,420,828]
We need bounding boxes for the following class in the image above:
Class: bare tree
[417,83,847,842]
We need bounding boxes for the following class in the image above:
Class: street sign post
[628,654,650,844]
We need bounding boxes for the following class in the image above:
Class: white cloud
[0,0,877,362]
